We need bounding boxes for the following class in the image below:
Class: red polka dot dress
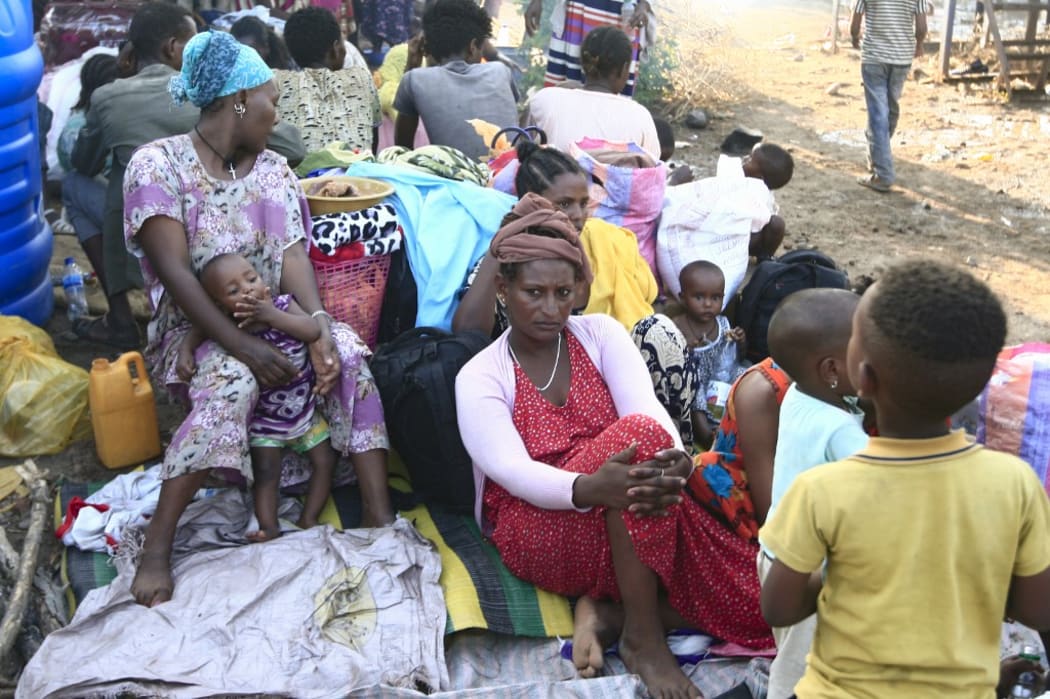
[483,330,773,649]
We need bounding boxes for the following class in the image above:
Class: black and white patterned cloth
[310,203,402,257]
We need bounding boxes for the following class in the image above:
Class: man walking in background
[851,0,927,193]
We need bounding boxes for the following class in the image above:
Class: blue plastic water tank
[0,0,51,326]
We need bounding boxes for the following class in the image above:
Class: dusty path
[669,3,1049,342]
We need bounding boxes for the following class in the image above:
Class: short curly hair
[423,0,492,62]
[128,2,193,64]
[869,261,1006,364]
[580,26,632,81]
[864,260,1006,417]
[751,144,794,190]
[768,288,858,383]
[284,6,340,68]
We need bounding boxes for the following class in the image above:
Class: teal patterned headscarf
[169,31,273,108]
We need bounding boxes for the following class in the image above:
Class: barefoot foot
[295,515,319,530]
[620,630,702,699]
[131,551,174,607]
[246,526,282,542]
[572,596,623,678]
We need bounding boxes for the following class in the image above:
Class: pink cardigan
[455,314,684,524]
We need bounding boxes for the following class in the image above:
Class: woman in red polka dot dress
[457,194,773,699]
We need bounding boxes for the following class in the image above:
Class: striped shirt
[853,0,927,65]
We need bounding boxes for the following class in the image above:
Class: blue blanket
[344,162,516,330]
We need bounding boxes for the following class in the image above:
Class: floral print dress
[124,135,388,487]
[690,358,791,541]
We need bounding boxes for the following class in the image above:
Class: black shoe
[720,127,764,156]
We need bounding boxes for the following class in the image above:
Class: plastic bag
[0,315,90,457]
[978,343,1050,495]
[39,2,138,68]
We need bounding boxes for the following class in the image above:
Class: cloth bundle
[378,145,490,187]
[308,202,403,264]
[54,465,219,555]
[656,172,773,304]
[569,138,666,279]
[979,343,1050,494]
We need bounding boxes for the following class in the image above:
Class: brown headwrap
[489,193,594,283]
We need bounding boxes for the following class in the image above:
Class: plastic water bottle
[62,257,88,321]
[1011,671,1040,698]
[704,350,738,423]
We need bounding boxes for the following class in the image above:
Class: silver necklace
[508,333,562,392]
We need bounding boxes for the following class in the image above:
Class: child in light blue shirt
[756,287,866,699]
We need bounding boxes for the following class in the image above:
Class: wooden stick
[0,529,18,581]
[832,0,841,53]
[0,462,49,666]
[939,0,957,81]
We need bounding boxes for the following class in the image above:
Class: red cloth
[308,241,365,264]
[483,331,773,649]
[54,496,109,539]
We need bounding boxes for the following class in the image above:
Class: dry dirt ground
[666,2,1050,343]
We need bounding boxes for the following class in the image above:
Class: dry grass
[653,0,754,118]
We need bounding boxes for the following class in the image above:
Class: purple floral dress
[248,294,318,444]
[124,134,388,487]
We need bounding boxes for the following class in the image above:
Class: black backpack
[736,249,850,362]
[370,327,490,513]
[376,247,418,346]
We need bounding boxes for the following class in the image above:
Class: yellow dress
[580,217,657,331]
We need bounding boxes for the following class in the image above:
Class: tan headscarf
[489,193,594,283]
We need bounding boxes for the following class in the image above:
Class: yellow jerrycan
[89,352,162,469]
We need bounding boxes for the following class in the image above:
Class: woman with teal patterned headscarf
[170,30,274,110]
[122,28,396,608]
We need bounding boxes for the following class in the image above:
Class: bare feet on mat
[131,551,174,607]
[620,626,702,699]
[572,596,623,678]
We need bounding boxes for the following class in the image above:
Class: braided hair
[514,140,585,197]
[73,54,118,112]
[580,26,632,82]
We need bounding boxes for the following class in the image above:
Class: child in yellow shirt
[759,260,1050,698]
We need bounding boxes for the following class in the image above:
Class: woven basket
[311,254,391,350]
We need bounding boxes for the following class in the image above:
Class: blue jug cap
[64,257,75,265]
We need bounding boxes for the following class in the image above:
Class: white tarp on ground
[17,519,447,699]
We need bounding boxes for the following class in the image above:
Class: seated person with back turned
[393,0,519,161]
[275,6,381,154]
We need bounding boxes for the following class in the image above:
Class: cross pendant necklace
[194,125,238,180]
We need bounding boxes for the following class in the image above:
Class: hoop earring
[234,103,246,119]
[829,379,839,390]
